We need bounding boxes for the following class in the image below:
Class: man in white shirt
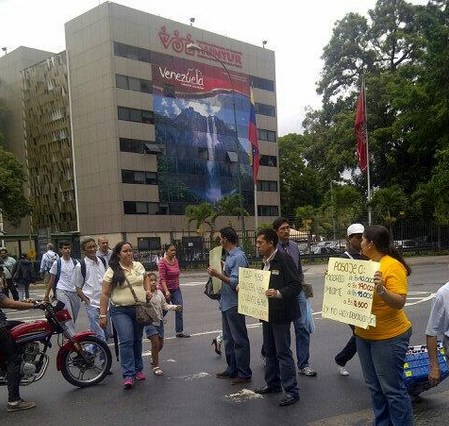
[44,241,80,336]
[39,243,59,282]
[75,237,108,342]
[96,236,112,265]
[425,281,449,387]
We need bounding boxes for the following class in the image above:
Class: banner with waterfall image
[152,55,255,215]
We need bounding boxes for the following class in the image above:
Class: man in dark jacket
[12,254,36,300]
[254,228,301,407]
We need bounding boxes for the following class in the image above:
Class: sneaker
[135,371,146,381]
[7,400,37,412]
[339,366,350,376]
[298,366,317,377]
[176,332,190,338]
[123,377,134,389]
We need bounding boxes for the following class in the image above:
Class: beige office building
[1,2,280,252]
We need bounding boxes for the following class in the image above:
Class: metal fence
[135,220,449,271]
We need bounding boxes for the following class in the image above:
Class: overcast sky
[0,0,427,136]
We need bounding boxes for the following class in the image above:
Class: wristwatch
[99,314,107,319]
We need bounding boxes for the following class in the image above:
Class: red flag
[249,87,259,184]
[355,84,368,172]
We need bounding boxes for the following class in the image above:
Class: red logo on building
[158,26,243,68]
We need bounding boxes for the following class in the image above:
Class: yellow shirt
[103,261,147,306]
[355,255,411,340]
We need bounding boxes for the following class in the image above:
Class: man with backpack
[75,237,108,342]
[39,243,59,282]
[43,241,80,336]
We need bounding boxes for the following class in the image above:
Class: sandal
[153,366,163,376]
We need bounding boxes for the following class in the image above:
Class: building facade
[1,2,280,252]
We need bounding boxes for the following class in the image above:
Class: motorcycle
[0,299,112,388]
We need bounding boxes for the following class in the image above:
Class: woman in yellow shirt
[356,225,413,426]
[100,242,152,389]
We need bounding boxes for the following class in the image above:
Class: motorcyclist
[0,293,40,412]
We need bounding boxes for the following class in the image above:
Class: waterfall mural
[152,56,254,215]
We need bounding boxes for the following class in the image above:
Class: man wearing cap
[334,223,366,376]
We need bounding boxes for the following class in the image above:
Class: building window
[257,180,278,192]
[120,138,163,154]
[137,237,161,251]
[116,74,153,94]
[259,155,277,167]
[114,42,152,63]
[249,76,275,92]
[122,170,158,185]
[118,106,154,124]
[258,128,277,142]
[258,205,279,216]
[255,103,276,117]
[123,201,160,214]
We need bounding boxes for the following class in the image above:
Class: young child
[145,272,182,375]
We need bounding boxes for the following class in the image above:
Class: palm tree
[185,202,218,245]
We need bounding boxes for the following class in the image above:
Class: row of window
[118,106,154,124]
[258,128,276,142]
[122,167,277,192]
[124,201,278,217]
[122,170,157,185]
[116,74,152,94]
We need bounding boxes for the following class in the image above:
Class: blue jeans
[262,320,299,397]
[222,306,252,379]
[293,290,311,369]
[110,305,144,379]
[169,287,184,333]
[356,328,413,426]
[85,304,108,342]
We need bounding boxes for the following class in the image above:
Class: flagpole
[363,78,372,225]
[254,182,259,232]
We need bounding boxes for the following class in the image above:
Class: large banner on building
[322,258,379,329]
[152,55,255,214]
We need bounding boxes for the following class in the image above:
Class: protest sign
[238,267,270,321]
[209,245,223,294]
[322,257,379,329]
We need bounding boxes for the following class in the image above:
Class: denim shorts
[145,322,164,339]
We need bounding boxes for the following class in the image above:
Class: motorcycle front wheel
[61,336,112,387]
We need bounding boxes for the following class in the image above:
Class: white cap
[347,223,364,236]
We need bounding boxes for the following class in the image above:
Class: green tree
[0,146,32,227]
[370,184,408,230]
[184,202,218,242]
[278,133,324,218]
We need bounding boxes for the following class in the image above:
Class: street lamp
[186,42,246,235]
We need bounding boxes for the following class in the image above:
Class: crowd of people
[0,222,448,423]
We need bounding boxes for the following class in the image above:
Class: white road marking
[225,389,263,403]
[177,372,210,380]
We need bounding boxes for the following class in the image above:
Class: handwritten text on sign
[322,258,379,329]
[238,268,270,321]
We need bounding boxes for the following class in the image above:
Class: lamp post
[186,43,246,235]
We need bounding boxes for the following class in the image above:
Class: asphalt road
[2,256,449,425]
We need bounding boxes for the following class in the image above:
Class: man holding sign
[207,227,252,386]
[254,228,301,407]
